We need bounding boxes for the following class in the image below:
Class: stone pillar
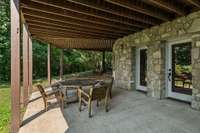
[191,35,200,110]
[147,42,166,99]
[113,42,136,90]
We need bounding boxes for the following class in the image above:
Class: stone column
[113,42,136,90]
[191,35,200,110]
[147,41,166,99]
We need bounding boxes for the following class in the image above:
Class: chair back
[36,84,47,98]
[91,82,107,100]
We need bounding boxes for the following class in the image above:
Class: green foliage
[0,0,10,82]
[0,84,11,133]
[0,0,112,82]
[175,65,192,75]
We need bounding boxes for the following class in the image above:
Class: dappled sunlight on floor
[19,91,69,133]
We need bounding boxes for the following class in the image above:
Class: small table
[57,79,99,107]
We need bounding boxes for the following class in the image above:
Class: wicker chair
[36,84,64,112]
[78,82,110,118]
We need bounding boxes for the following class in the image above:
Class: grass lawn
[0,84,10,133]
[0,71,93,133]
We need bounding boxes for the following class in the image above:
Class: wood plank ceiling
[20,0,200,50]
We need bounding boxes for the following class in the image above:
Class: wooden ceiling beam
[66,0,161,25]
[26,20,128,36]
[32,32,116,40]
[27,20,125,37]
[29,28,118,39]
[30,0,158,25]
[22,8,139,33]
[142,0,186,16]
[185,0,200,8]
[29,24,121,39]
[36,37,113,50]
[21,0,148,29]
[24,14,134,34]
[105,0,172,21]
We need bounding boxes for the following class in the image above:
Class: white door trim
[166,39,192,102]
[136,47,147,91]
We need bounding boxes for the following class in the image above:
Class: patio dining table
[52,78,102,106]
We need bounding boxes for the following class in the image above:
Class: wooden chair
[36,84,64,112]
[106,76,114,99]
[78,82,110,118]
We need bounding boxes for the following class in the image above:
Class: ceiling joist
[30,0,159,25]
[142,0,186,16]
[21,0,149,29]
[105,0,172,21]
[20,0,199,50]
[22,9,139,32]
[185,0,200,8]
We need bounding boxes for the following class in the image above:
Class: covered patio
[10,0,200,133]
[19,83,200,133]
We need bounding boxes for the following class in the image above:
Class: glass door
[136,48,147,91]
[167,41,192,102]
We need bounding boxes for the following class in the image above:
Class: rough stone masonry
[113,10,200,110]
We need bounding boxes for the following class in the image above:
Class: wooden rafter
[27,20,126,37]
[185,0,200,8]
[105,0,172,21]
[30,29,118,39]
[37,37,114,50]
[21,0,148,29]
[24,15,134,34]
[142,0,186,16]
[20,0,200,50]
[29,24,122,39]
[66,0,161,25]
[30,0,159,25]
[22,9,139,32]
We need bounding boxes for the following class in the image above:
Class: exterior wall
[147,42,166,99]
[191,35,200,110]
[113,11,200,110]
[113,43,136,90]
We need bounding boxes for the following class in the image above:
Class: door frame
[136,47,147,91]
[165,39,192,102]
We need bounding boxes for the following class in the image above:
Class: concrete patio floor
[19,87,200,133]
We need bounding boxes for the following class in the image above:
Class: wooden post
[29,36,33,95]
[23,24,29,106]
[48,44,51,85]
[60,49,64,80]
[102,51,105,72]
[11,0,21,132]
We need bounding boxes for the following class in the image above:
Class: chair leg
[96,99,99,107]
[88,99,92,118]
[45,101,48,112]
[105,88,109,112]
[105,97,109,112]
[79,98,82,112]
[60,97,64,112]
[109,88,112,99]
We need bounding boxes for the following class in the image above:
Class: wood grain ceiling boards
[20,0,200,50]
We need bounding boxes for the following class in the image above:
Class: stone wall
[147,42,166,99]
[113,43,136,90]
[113,10,200,110]
[191,35,200,110]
